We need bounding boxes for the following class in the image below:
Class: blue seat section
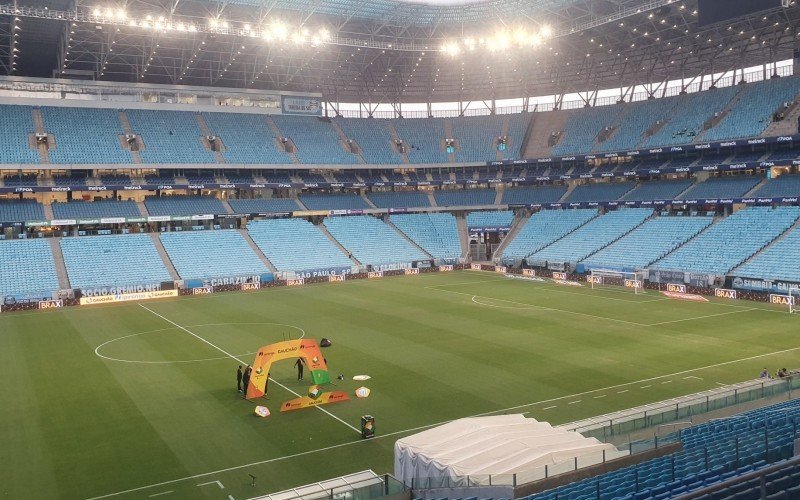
[734,225,800,283]
[502,185,567,205]
[551,106,625,156]
[159,230,269,280]
[367,191,431,208]
[0,239,59,297]
[144,196,225,216]
[643,87,739,148]
[0,105,38,163]
[51,200,140,219]
[582,216,713,271]
[754,174,800,198]
[126,109,214,163]
[502,209,597,262]
[679,176,761,200]
[272,115,356,164]
[434,189,496,207]
[653,206,800,274]
[452,114,506,162]
[201,112,290,164]
[704,77,800,141]
[566,182,636,202]
[596,98,680,153]
[42,107,130,164]
[335,118,402,164]
[528,208,653,264]
[0,200,45,222]
[247,218,352,274]
[60,234,171,289]
[227,198,299,213]
[466,210,514,229]
[323,215,429,266]
[390,213,461,261]
[621,179,694,201]
[392,118,448,164]
[299,193,371,210]
[529,399,800,500]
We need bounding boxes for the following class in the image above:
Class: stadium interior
[4,0,800,498]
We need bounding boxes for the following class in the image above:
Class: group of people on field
[236,358,306,396]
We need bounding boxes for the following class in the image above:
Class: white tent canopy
[394,415,626,487]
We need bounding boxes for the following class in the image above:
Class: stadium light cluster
[439,25,553,56]
[88,7,332,47]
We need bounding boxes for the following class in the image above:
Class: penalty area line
[136,304,360,435]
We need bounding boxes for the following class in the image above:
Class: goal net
[588,269,647,294]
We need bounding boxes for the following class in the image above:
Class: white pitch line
[593,395,607,399]
[647,308,757,326]
[617,390,628,394]
[86,339,800,500]
[148,492,172,498]
[661,380,673,384]
[568,400,581,405]
[197,480,224,489]
[683,376,703,380]
[716,382,728,386]
[137,304,360,434]
[436,288,648,327]
[640,385,652,389]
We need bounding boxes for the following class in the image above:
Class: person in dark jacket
[237,365,243,393]
[295,358,305,381]
[242,366,251,397]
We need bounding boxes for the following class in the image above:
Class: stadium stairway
[492,211,531,263]
[386,121,410,164]
[265,116,300,164]
[694,88,746,143]
[136,201,149,217]
[237,228,278,273]
[494,187,504,205]
[456,214,470,260]
[317,221,362,266]
[330,119,366,164]
[31,108,50,164]
[427,192,437,206]
[294,197,308,210]
[762,92,800,137]
[499,114,512,161]
[118,111,143,164]
[385,217,436,260]
[444,119,456,163]
[744,177,769,197]
[195,114,225,164]
[49,237,71,290]
[150,233,180,280]
[523,109,570,158]
[42,202,54,220]
[361,193,378,208]
[220,199,234,214]
[558,183,577,203]
[732,216,800,275]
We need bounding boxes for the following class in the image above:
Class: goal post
[588,269,647,294]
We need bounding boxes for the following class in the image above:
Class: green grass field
[2,270,798,499]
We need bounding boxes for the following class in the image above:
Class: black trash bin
[361,415,375,439]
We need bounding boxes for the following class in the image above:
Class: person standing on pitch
[295,358,305,381]
[242,365,251,398]
[237,365,243,393]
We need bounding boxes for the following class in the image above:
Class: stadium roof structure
[2,0,799,105]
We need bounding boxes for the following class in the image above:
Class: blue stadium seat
[390,213,461,261]
[502,209,598,263]
[60,234,171,289]
[247,218,352,275]
[323,215,429,266]
[0,239,59,298]
[159,230,270,280]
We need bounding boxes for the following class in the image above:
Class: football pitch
[2,270,798,499]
